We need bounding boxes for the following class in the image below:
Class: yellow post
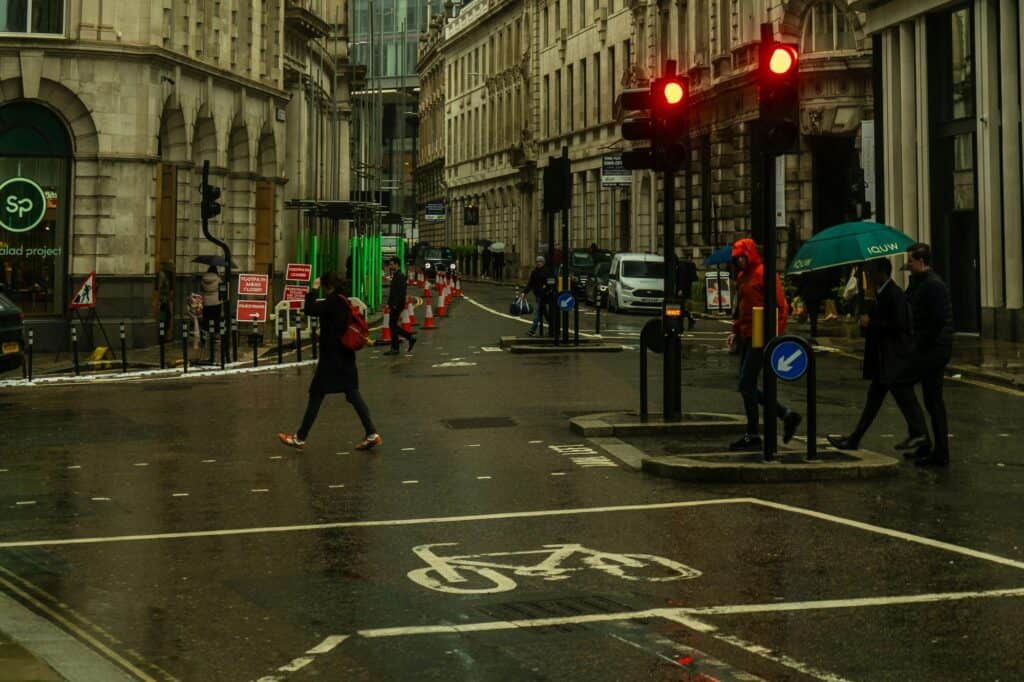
[752,306,764,348]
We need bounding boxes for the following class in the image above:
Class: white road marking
[476,476,492,480]
[528,440,544,444]
[336,452,350,455]
[0,469,7,473]
[466,444,481,448]
[172,493,189,498]
[328,484,345,489]
[91,497,110,502]
[251,489,270,493]
[401,448,416,452]
[402,480,419,485]
[712,633,851,682]
[15,501,36,506]
[432,360,477,368]
[550,472,567,477]
[133,463,149,467]
[306,635,349,655]
[201,459,217,463]
[481,346,503,352]
[999,433,1011,437]
[571,456,618,468]
[67,465,81,470]
[269,456,283,460]
[277,656,314,672]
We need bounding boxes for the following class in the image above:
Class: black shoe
[406,337,417,355]
[826,434,859,450]
[782,412,802,444]
[895,435,929,451]
[729,434,763,451]
[915,452,949,468]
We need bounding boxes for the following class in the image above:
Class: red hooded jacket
[731,238,788,339]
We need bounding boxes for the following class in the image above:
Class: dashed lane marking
[15,501,36,506]
[466,444,481,448]
[201,459,217,464]
[401,448,416,452]
[269,455,283,460]
[328,484,345,489]
[67,465,81,470]
[336,452,350,455]
[91,497,110,502]
[402,480,419,485]
[528,440,544,444]
[133,462,149,467]
[481,346,503,352]
[306,635,349,655]
[171,493,189,498]
[476,476,492,480]
[251,489,270,494]
[550,472,567,477]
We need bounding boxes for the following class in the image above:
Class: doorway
[810,136,858,232]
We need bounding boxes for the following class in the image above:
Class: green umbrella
[787,221,917,274]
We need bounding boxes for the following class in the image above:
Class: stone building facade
[415,15,447,246]
[0,0,352,350]
[861,0,1023,339]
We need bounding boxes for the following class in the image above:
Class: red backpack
[338,295,371,351]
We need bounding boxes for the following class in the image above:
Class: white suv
[607,253,665,313]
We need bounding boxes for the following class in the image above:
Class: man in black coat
[904,242,954,467]
[675,255,698,330]
[524,255,551,336]
[278,272,381,451]
[384,256,416,355]
[828,258,928,452]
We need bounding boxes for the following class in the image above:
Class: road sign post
[765,335,816,459]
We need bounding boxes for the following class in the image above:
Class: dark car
[568,249,613,298]
[0,286,24,372]
[416,246,456,280]
[584,262,611,307]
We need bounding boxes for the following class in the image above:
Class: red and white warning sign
[285,263,312,282]
[237,273,269,297]
[69,272,97,309]
[236,299,267,322]
[283,285,308,309]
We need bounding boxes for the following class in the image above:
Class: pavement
[1,281,1023,680]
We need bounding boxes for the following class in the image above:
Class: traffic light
[200,162,222,222]
[758,35,799,156]
[618,62,689,172]
[464,203,479,226]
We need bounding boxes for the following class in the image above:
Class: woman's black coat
[861,280,913,385]
[305,291,359,394]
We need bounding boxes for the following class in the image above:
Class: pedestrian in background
[903,242,954,467]
[525,256,550,336]
[827,258,928,453]
[798,268,832,341]
[279,272,381,451]
[727,238,802,450]
[200,264,222,357]
[676,253,698,330]
[383,256,416,356]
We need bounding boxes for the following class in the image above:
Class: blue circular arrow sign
[770,340,808,381]
[557,291,576,312]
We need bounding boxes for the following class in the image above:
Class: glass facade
[0,102,70,315]
[0,0,64,34]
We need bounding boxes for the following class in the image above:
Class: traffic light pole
[662,168,682,422]
[761,144,778,460]
[201,160,233,355]
[561,148,570,345]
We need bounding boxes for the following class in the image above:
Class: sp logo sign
[0,177,48,233]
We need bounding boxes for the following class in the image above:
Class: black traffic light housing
[758,25,800,157]
[201,163,222,221]
[618,63,689,172]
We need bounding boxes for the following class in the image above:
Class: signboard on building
[704,270,732,313]
[0,177,47,233]
[285,263,312,282]
[283,285,308,309]
[601,153,632,188]
[236,299,268,322]
[237,273,269,297]
[425,202,446,221]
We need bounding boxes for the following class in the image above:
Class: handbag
[338,295,371,351]
[510,294,533,316]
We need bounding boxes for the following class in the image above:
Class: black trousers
[389,313,414,350]
[297,389,376,441]
[915,350,951,457]
[849,380,927,446]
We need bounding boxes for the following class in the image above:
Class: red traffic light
[767,45,797,75]
[654,78,687,107]
[663,81,684,105]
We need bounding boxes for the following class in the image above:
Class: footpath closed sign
[285,263,312,282]
[236,299,267,322]
[601,153,632,188]
[238,273,269,296]
[283,285,307,309]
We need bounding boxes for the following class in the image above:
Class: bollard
[120,323,127,372]
[295,316,303,363]
[595,299,601,335]
[181,321,189,373]
[219,319,227,370]
[574,303,580,346]
[71,325,80,375]
[159,321,166,369]
[640,342,649,423]
[251,314,259,368]
[752,306,765,349]
[231,320,239,362]
[208,318,216,364]
[278,326,284,365]
[311,318,319,360]
[27,329,33,381]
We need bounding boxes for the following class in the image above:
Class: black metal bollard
[208,318,216,364]
[120,323,127,372]
[574,303,580,346]
[181,321,189,373]
[640,344,649,423]
[27,329,33,381]
[277,325,284,365]
[251,314,259,368]
[231,320,239,363]
[71,326,80,376]
[311,318,318,360]
[295,317,303,363]
[159,321,166,369]
[220,319,227,370]
[595,299,601,335]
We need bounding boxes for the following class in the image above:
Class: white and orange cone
[400,306,413,334]
[423,303,437,329]
[379,306,392,343]
[407,298,418,327]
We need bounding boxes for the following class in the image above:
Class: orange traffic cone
[379,306,392,343]
[438,292,448,317]
[400,306,413,333]
[423,285,432,302]
[423,303,436,329]
[455,278,463,298]
[407,298,418,326]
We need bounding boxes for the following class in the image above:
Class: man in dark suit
[828,258,928,452]
[384,256,416,355]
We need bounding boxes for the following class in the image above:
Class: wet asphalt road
[0,282,1023,681]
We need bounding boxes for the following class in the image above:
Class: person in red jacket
[727,238,801,450]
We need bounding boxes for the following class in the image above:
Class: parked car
[568,248,613,299]
[415,246,456,280]
[606,253,665,313]
[0,285,24,372]
[584,262,611,307]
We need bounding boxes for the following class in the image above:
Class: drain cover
[442,417,517,429]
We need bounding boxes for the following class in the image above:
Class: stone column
[914,17,931,243]
[1002,0,1023,311]
[976,0,1004,309]
[898,22,918,238]
[881,29,901,226]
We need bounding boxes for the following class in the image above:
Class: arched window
[801,2,856,54]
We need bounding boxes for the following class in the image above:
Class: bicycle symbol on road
[407,543,702,594]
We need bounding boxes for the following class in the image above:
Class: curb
[570,411,746,438]
[509,344,623,354]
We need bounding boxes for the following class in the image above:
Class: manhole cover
[442,417,517,429]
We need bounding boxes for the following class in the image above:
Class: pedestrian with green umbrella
[786,221,917,276]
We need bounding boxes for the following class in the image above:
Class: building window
[0,0,64,34]
[949,8,973,120]
[800,2,856,54]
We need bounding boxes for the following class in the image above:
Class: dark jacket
[388,270,408,311]
[676,259,698,296]
[524,267,548,298]
[305,291,358,394]
[906,270,953,354]
[799,269,833,304]
[862,279,913,385]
